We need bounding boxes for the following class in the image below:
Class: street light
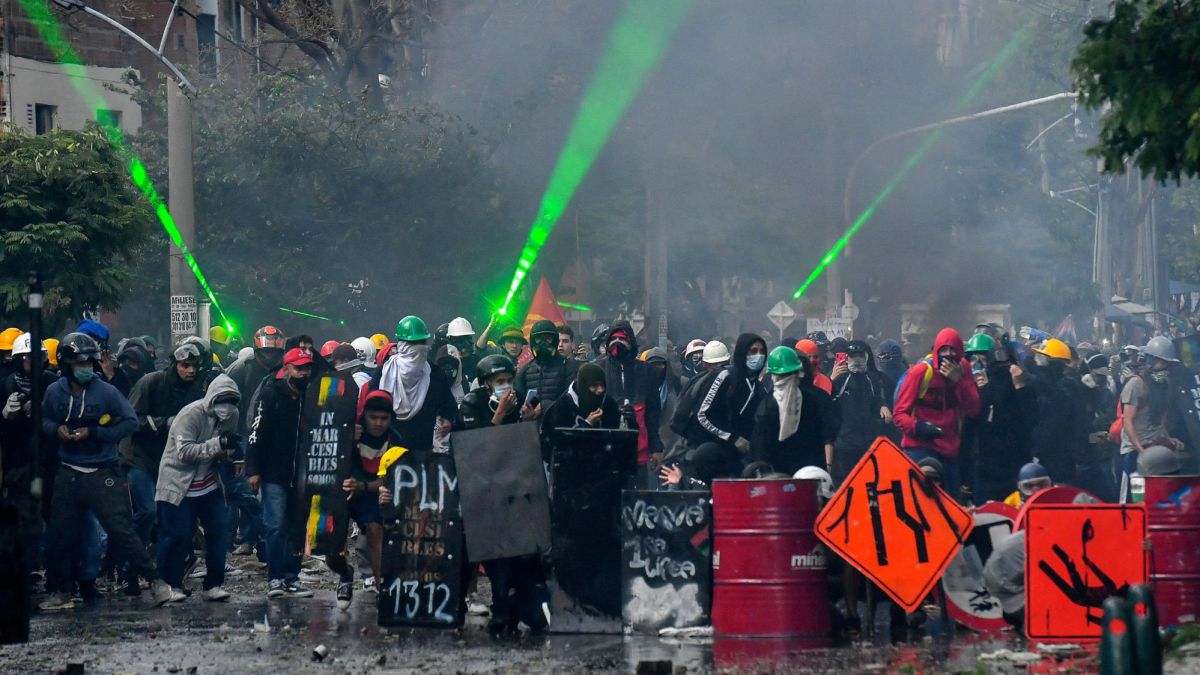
[52,0,199,346]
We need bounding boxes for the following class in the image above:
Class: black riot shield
[451,421,550,562]
[377,449,464,629]
[297,372,357,556]
[620,490,712,633]
[547,427,638,631]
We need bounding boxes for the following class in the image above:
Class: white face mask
[490,383,512,402]
[847,355,867,373]
[211,402,237,422]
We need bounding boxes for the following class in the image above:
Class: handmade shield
[451,421,550,562]
[377,449,464,629]
[941,501,1017,632]
[620,490,712,633]
[298,372,357,556]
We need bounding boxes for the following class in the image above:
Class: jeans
[77,512,105,583]
[46,465,156,594]
[217,463,264,550]
[903,448,962,500]
[1119,451,1139,503]
[126,467,158,543]
[261,482,301,582]
[157,490,227,590]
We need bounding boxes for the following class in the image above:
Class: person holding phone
[513,320,579,422]
[892,327,981,498]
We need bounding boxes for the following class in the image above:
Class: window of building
[34,104,56,134]
[196,13,217,75]
[96,109,122,131]
[176,32,185,50]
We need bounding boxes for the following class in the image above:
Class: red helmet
[253,325,285,350]
[320,340,340,358]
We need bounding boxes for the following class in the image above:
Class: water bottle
[619,398,630,430]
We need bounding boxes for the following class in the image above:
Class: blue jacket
[42,375,137,468]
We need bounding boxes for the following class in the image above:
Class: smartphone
[835,352,848,367]
[524,389,540,408]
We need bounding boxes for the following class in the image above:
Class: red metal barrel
[1144,475,1200,626]
[711,478,831,646]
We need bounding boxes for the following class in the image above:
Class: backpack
[893,356,936,407]
[1109,399,1124,440]
[671,369,718,437]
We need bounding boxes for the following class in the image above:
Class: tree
[1072,0,1200,182]
[0,127,151,330]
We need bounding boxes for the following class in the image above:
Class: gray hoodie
[155,374,240,506]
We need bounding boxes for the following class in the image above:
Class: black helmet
[435,323,450,342]
[590,323,610,353]
[476,354,515,380]
[806,331,830,347]
[58,332,101,365]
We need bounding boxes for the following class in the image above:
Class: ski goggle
[173,343,202,362]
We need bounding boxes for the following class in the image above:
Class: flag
[1053,314,1077,346]
[523,277,569,337]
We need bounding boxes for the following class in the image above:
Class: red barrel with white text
[711,478,831,645]
[1144,475,1200,626]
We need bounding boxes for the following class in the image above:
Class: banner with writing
[620,490,712,633]
[299,373,356,556]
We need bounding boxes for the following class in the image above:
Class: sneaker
[362,576,377,594]
[202,587,231,602]
[232,543,255,556]
[39,592,75,611]
[188,565,208,579]
[151,579,186,606]
[336,582,352,611]
[267,579,286,599]
[223,562,244,577]
[284,580,314,598]
[298,569,324,583]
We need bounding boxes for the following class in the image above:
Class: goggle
[174,344,202,362]
[1018,477,1052,494]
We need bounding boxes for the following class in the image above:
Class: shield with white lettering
[298,372,357,556]
[451,421,550,562]
[377,449,464,629]
[620,490,712,633]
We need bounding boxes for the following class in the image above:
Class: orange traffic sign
[814,437,973,612]
[1025,504,1147,641]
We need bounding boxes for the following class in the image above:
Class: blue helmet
[1017,462,1048,483]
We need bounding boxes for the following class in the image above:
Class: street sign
[814,437,973,612]
[806,317,852,341]
[941,502,1017,633]
[1025,504,1147,642]
[767,301,796,340]
[169,294,196,338]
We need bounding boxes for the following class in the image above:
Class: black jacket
[120,368,204,478]
[372,365,462,452]
[245,377,304,487]
[227,356,274,435]
[460,387,520,430]
[963,364,1038,502]
[681,334,766,449]
[595,321,663,453]
[830,370,889,452]
[539,383,622,460]
[751,383,837,476]
[0,368,57,472]
[514,355,580,409]
[1029,364,1086,487]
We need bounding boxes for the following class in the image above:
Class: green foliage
[0,126,151,330]
[1072,0,1200,182]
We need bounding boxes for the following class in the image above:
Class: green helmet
[964,333,996,355]
[767,345,803,375]
[394,315,431,342]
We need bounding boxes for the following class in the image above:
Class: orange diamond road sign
[1024,504,1147,642]
[814,437,973,612]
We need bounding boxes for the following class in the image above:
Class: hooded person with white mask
[376,315,461,452]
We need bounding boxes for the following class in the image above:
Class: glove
[914,420,944,442]
[219,433,242,451]
[2,392,23,420]
[734,436,751,454]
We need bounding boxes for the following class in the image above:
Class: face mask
[1093,374,1108,387]
[1150,369,1169,384]
[745,354,766,372]
[288,375,310,390]
[72,366,96,385]
[1034,354,1050,368]
[212,402,237,422]
[490,383,512,402]
[609,343,631,359]
[847,355,867,374]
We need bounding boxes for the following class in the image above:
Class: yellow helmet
[1033,338,1071,361]
[44,338,60,366]
[210,325,228,344]
[0,327,21,351]
[370,333,389,351]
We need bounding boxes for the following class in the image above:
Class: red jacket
[892,328,981,459]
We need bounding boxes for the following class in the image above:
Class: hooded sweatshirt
[831,341,892,452]
[42,371,137,468]
[876,339,907,385]
[892,328,981,459]
[155,374,240,506]
[683,334,766,449]
[596,320,663,460]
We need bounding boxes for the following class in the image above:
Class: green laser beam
[498,0,693,314]
[792,27,1032,300]
[278,307,347,326]
[556,301,593,312]
[16,0,231,331]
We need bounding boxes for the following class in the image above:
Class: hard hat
[701,340,730,364]
[499,325,527,344]
[964,333,996,355]
[1032,338,1071,361]
[320,340,340,358]
[1017,462,1048,483]
[57,332,101,364]
[806,331,830,347]
[253,325,286,350]
[210,325,228,344]
[394,315,431,342]
[795,339,820,357]
[370,333,390,351]
[794,466,834,499]
[11,332,37,357]
[44,338,60,366]
[447,317,475,338]
[1141,336,1179,363]
[767,345,802,375]
[476,354,516,380]
[1138,445,1183,476]
[351,337,377,369]
[435,323,450,343]
[683,339,706,357]
[0,328,21,351]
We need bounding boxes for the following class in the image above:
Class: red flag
[522,277,569,338]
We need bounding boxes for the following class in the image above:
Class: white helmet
[11,332,37,357]
[447,317,475,338]
[794,466,834,499]
[1141,336,1179,363]
[684,338,706,357]
[702,340,730,364]
[351,336,378,369]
